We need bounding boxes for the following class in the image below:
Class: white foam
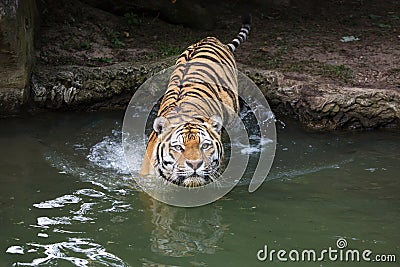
[33,195,81,209]
[6,245,24,254]
[37,216,71,227]
[87,130,131,175]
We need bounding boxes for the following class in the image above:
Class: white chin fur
[182,176,206,187]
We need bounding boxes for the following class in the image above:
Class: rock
[0,0,37,115]
[31,58,174,110]
[243,66,400,130]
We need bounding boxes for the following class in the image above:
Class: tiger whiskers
[206,168,223,188]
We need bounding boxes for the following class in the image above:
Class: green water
[0,112,399,267]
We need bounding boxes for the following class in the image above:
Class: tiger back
[140,16,251,187]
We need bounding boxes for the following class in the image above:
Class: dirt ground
[36,0,400,90]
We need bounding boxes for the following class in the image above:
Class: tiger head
[151,115,223,187]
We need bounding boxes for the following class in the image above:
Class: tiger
[140,16,251,187]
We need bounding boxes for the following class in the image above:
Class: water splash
[87,130,132,175]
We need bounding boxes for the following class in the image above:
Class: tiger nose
[186,160,204,170]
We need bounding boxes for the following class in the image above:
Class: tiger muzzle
[186,160,204,171]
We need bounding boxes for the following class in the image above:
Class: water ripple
[14,238,129,267]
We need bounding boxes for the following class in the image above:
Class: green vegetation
[158,43,182,57]
[89,57,114,65]
[124,12,141,26]
[61,41,72,50]
[368,13,398,29]
[285,62,306,72]
[142,42,183,61]
[101,27,125,48]
[40,51,48,57]
[265,58,281,69]
[112,38,125,48]
[80,40,91,50]
[318,64,353,82]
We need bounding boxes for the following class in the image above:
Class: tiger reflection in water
[140,194,226,258]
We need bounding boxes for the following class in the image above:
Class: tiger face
[152,116,223,187]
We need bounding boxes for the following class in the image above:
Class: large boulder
[0,0,37,115]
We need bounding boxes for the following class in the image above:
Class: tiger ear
[210,115,223,133]
[153,117,169,134]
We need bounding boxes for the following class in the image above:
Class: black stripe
[232,39,240,46]
[203,82,223,102]
[193,50,235,70]
[181,101,211,117]
[158,168,167,179]
[191,70,236,107]
[205,44,236,67]
[160,143,165,161]
[190,68,224,90]
[227,44,235,52]
[190,56,236,87]
[189,62,234,91]
[192,44,236,67]
[185,85,217,100]
[155,143,161,165]
[185,91,222,114]
[163,160,174,166]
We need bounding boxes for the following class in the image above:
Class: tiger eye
[172,145,184,152]
[201,143,211,150]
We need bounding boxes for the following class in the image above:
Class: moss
[317,64,353,83]
[284,62,307,72]
[158,43,182,57]
[124,12,141,26]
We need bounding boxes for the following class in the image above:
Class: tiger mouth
[172,174,213,187]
